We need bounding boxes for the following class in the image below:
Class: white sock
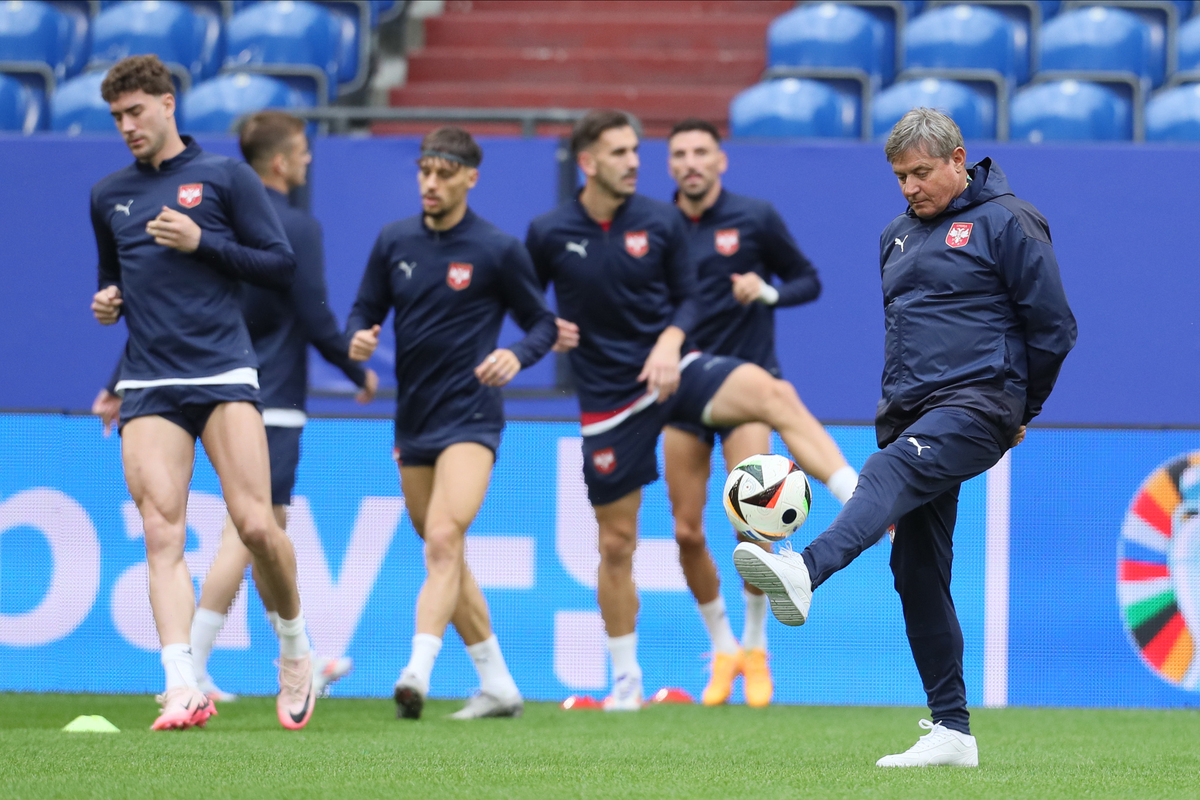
[607,632,641,679]
[742,590,768,651]
[466,634,520,699]
[161,643,198,691]
[403,633,443,693]
[276,612,311,659]
[826,465,859,504]
[189,608,225,680]
[266,610,282,636]
[697,596,740,654]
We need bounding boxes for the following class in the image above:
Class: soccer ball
[722,454,812,543]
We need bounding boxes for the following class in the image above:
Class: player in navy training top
[346,128,556,721]
[662,119,859,709]
[88,56,316,732]
[527,110,857,711]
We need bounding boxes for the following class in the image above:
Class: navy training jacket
[876,158,1077,448]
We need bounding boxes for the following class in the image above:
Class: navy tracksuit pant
[801,407,1006,735]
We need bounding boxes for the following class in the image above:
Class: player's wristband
[757,283,780,306]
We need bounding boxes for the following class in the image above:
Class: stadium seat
[904,4,1030,85]
[182,72,310,133]
[729,78,861,139]
[316,1,369,90]
[225,1,343,103]
[767,3,895,87]
[1177,13,1200,72]
[0,0,89,90]
[1040,6,1165,89]
[872,78,996,139]
[50,71,119,134]
[1010,79,1132,141]
[90,1,224,90]
[1145,83,1200,140]
[0,72,41,133]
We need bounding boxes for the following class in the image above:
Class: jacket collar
[135,135,201,173]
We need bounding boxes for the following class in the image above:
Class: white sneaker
[394,670,427,720]
[449,690,524,719]
[197,674,238,703]
[876,719,978,767]
[603,672,643,712]
[312,656,352,698]
[733,543,812,626]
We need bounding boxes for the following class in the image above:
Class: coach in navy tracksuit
[734,108,1076,767]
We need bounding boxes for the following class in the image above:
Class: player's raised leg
[201,402,314,730]
[121,416,215,730]
[663,427,741,706]
[593,489,644,711]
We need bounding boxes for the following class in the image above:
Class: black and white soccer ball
[722,454,812,543]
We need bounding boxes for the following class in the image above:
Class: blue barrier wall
[0,135,1196,424]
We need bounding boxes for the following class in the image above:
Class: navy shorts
[580,353,743,506]
[393,424,502,468]
[265,425,302,506]
[119,383,261,439]
[666,353,779,446]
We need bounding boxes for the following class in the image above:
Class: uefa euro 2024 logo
[1119,453,1200,689]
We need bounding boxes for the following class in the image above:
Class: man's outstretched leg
[122,415,216,730]
[201,402,314,730]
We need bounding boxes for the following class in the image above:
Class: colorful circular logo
[1118,451,1200,689]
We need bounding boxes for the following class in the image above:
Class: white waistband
[114,367,259,395]
[579,352,704,437]
[262,408,307,428]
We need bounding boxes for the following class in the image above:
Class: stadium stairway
[385,0,794,136]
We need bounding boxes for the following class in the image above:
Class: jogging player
[89,55,315,731]
[733,109,1076,766]
[526,110,857,710]
[663,118,854,708]
[346,127,557,720]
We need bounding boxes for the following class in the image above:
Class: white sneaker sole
[733,546,809,626]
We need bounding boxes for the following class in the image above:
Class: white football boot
[876,720,979,767]
[603,671,644,712]
[394,670,427,720]
[197,674,238,703]
[732,542,812,626]
[449,691,524,720]
[312,656,353,698]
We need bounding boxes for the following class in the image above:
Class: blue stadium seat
[767,3,895,86]
[872,78,997,139]
[183,72,309,133]
[225,1,343,103]
[1146,84,1200,140]
[729,78,861,138]
[0,72,41,133]
[90,1,223,89]
[1040,6,1165,89]
[1178,13,1200,71]
[51,71,118,134]
[905,4,1030,85]
[317,2,368,88]
[0,0,88,88]
[1010,79,1132,141]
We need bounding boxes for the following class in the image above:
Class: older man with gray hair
[733,108,1076,766]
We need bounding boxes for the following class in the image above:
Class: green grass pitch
[2,693,1199,800]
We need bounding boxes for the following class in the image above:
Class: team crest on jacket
[945,222,973,248]
[625,231,649,258]
[715,228,739,256]
[446,262,473,290]
[177,183,203,208]
[592,447,617,475]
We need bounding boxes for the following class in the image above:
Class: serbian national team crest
[625,230,649,258]
[945,222,973,248]
[592,447,617,475]
[715,228,740,256]
[446,262,473,290]
[177,183,203,208]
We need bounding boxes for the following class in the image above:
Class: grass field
[2,694,1199,800]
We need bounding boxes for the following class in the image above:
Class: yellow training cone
[62,715,120,733]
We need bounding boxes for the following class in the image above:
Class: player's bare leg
[201,402,313,730]
[721,422,775,707]
[663,428,742,705]
[594,488,644,710]
[707,365,858,503]
[121,415,215,730]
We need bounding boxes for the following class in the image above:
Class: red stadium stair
[386,0,792,137]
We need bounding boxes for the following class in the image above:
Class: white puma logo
[906,436,930,456]
[397,260,416,279]
[894,234,908,252]
[566,240,588,258]
[114,200,133,216]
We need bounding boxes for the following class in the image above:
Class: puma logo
[114,200,133,216]
[906,437,930,456]
[397,260,416,279]
[894,234,908,252]
[566,240,588,258]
